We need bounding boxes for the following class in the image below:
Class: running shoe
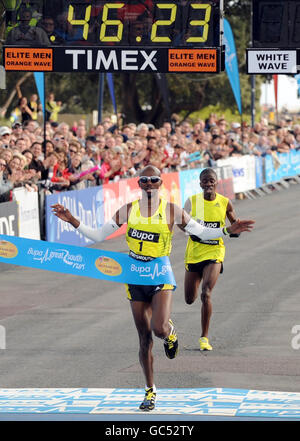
[139,387,156,411]
[199,336,212,351]
[164,319,178,359]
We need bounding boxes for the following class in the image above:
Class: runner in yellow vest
[184,167,238,351]
[52,165,254,411]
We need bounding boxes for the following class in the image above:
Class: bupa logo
[195,219,220,228]
[233,168,245,177]
[128,228,159,243]
[204,221,220,228]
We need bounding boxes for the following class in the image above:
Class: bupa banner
[0,235,176,287]
[45,186,105,246]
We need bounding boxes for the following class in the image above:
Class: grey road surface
[0,183,299,393]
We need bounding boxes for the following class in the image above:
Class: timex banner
[4,47,222,73]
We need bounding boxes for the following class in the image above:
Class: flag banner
[0,235,176,286]
[106,73,117,114]
[33,72,45,114]
[154,73,171,119]
[295,74,300,98]
[273,74,278,113]
[224,19,242,114]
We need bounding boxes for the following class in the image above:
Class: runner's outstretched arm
[171,204,254,239]
[51,203,129,242]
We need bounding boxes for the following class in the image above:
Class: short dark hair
[200,167,217,180]
[22,149,32,156]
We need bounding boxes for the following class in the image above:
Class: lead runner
[52,165,255,411]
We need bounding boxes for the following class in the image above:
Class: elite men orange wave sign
[3,47,222,73]
[4,48,53,71]
[168,49,218,72]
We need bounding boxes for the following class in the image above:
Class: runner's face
[200,173,217,196]
[138,169,162,199]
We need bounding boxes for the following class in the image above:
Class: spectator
[0,157,13,202]
[11,122,23,138]
[28,94,39,121]
[22,149,34,168]
[5,8,50,46]
[16,87,33,124]
[0,126,12,148]
[41,151,59,183]
[39,16,65,45]
[253,135,273,157]
[50,156,71,190]
[75,125,87,147]
[136,123,149,140]
[67,153,86,190]
[45,93,62,122]
[1,148,13,165]
[43,140,55,156]
[29,142,45,178]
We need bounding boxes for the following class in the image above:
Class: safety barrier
[0,152,299,241]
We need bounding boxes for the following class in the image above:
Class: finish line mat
[0,388,299,419]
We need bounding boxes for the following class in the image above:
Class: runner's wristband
[184,218,226,239]
[222,227,229,236]
[76,219,119,242]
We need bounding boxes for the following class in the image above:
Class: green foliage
[185,104,261,126]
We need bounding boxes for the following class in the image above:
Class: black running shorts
[185,259,223,276]
[125,283,175,302]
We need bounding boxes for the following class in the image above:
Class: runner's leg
[130,300,154,388]
[184,269,202,305]
[151,290,178,359]
[151,290,173,339]
[200,263,221,338]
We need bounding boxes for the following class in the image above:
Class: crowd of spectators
[1,99,300,202]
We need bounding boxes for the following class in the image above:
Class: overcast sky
[260,75,300,112]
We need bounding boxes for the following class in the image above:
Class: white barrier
[217,155,256,193]
[13,188,41,240]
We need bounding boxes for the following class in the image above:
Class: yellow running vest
[126,199,173,260]
[185,192,228,264]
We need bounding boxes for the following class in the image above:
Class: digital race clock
[252,0,300,48]
[247,0,300,74]
[3,0,224,73]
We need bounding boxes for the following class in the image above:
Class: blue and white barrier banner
[179,167,204,206]
[45,186,105,247]
[265,150,300,183]
[0,235,176,287]
[255,156,264,188]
